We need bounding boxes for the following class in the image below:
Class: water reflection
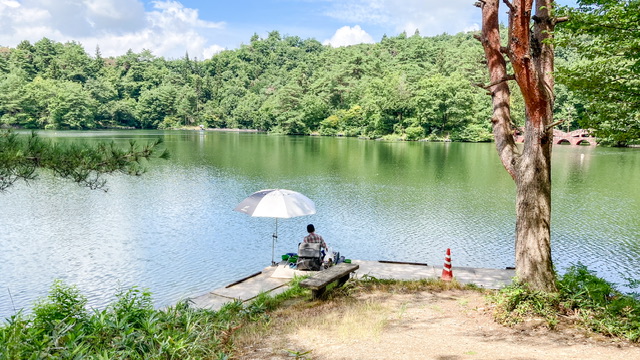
[1,131,639,319]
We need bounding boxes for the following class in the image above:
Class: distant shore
[193,127,260,133]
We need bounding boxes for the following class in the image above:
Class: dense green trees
[0,33,505,139]
[0,27,635,143]
[557,0,640,145]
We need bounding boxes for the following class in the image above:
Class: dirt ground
[235,289,640,360]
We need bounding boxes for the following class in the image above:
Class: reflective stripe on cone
[441,248,453,281]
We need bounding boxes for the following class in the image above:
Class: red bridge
[514,129,597,146]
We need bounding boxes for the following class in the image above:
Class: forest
[0,18,636,145]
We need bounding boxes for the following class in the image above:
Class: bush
[318,127,337,136]
[0,278,311,358]
[32,279,89,327]
[490,282,560,328]
[490,264,640,341]
[157,115,182,129]
[0,281,226,358]
[451,124,493,142]
[558,264,640,341]
[404,125,425,141]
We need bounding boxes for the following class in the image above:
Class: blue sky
[0,0,578,59]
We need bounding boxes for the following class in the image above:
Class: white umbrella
[234,189,316,264]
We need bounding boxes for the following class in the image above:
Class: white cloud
[203,44,225,58]
[324,0,480,37]
[464,23,480,33]
[0,0,226,59]
[148,1,224,31]
[84,0,147,34]
[323,25,374,47]
[0,0,488,59]
[1,0,20,8]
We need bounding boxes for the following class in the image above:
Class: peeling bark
[477,0,557,292]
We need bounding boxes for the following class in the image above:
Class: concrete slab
[211,276,288,301]
[354,260,515,289]
[353,260,437,280]
[432,266,515,289]
[463,266,516,289]
[270,263,317,279]
[188,260,516,312]
[189,267,288,311]
[188,293,236,311]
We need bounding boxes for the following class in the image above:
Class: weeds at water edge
[489,263,640,342]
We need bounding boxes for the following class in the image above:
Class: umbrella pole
[272,218,278,266]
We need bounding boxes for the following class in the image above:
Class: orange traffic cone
[441,248,453,281]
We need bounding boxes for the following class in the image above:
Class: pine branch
[0,131,169,192]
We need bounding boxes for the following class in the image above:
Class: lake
[1,130,639,319]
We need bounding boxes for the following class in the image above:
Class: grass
[489,281,561,328]
[0,278,312,359]
[283,348,313,359]
[5,265,637,359]
[351,274,476,293]
[490,263,640,342]
[231,274,478,357]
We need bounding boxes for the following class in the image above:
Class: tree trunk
[476,0,557,292]
[515,119,554,291]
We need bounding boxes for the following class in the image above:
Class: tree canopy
[0,30,601,142]
[556,0,640,146]
[0,21,637,144]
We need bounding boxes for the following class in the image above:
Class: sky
[0,0,578,60]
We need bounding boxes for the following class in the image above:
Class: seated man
[303,224,327,251]
[303,224,338,267]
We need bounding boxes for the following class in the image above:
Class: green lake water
[1,130,639,318]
